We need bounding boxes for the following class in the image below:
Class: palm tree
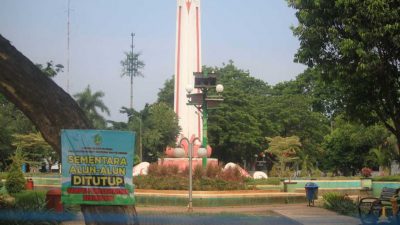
[73,85,110,128]
[369,135,398,175]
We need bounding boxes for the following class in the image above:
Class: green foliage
[244,177,281,185]
[134,163,247,190]
[288,0,400,147]
[219,167,246,183]
[0,190,60,225]
[14,190,47,211]
[154,62,330,167]
[12,133,57,167]
[207,63,272,162]
[140,103,180,161]
[204,62,330,166]
[0,95,35,171]
[266,136,301,176]
[204,163,220,178]
[0,194,13,209]
[268,85,330,168]
[367,135,398,173]
[36,61,64,78]
[73,85,110,129]
[134,175,187,190]
[5,151,26,194]
[118,103,180,162]
[372,176,400,182]
[134,154,141,165]
[157,76,174,108]
[322,192,357,216]
[321,116,391,175]
[0,172,7,180]
[193,165,204,180]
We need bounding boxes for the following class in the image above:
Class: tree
[321,116,391,175]
[205,62,330,166]
[121,51,145,109]
[367,135,398,175]
[288,0,400,149]
[266,136,302,176]
[207,62,272,163]
[73,85,110,129]
[157,76,174,108]
[0,35,137,224]
[0,95,36,170]
[12,132,57,169]
[5,150,26,194]
[264,94,330,168]
[140,102,180,161]
[272,68,343,118]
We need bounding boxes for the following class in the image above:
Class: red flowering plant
[361,167,372,178]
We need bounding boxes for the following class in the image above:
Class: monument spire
[174,0,202,141]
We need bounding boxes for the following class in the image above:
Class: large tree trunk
[0,35,90,154]
[0,34,138,225]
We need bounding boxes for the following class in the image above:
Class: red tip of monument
[186,0,191,14]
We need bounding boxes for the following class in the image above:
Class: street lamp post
[179,137,200,212]
[139,115,143,162]
[186,71,224,168]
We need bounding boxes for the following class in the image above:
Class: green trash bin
[305,182,318,206]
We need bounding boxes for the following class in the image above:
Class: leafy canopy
[288,0,400,145]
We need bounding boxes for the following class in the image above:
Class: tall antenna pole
[130,33,135,109]
[67,0,71,93]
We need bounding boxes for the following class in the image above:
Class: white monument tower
[174,0,202,141]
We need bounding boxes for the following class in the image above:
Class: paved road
[61,204,361,225]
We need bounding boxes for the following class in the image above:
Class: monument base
[158,158,218,171]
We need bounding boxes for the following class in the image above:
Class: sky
[0,0,306,122]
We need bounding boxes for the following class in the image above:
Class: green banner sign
[61,129,135,205]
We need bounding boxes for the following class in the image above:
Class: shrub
[134,163,248,190]
[205,164,221,178]
[0,172,8,180]
[268,166,280,177]
[219,167,244,182]
[361,167,372,178]
[193,165,204,180]
[372,175,400,182]
[147,163,160,176]
[180,166,189,177]
[147,164,180,177]
[0,194,14,209]
[244,177,281,185]
[0,190,61,225]
[322,192,357,216]
[311,168,323,177]
[166,165,179,175]
[5,152,26,194]
[14,190,47,211]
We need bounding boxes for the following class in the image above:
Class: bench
[358,187,400,224]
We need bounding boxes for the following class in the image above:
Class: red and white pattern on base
[158,158,218,171]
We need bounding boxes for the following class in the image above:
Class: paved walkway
[62,204,361,225]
